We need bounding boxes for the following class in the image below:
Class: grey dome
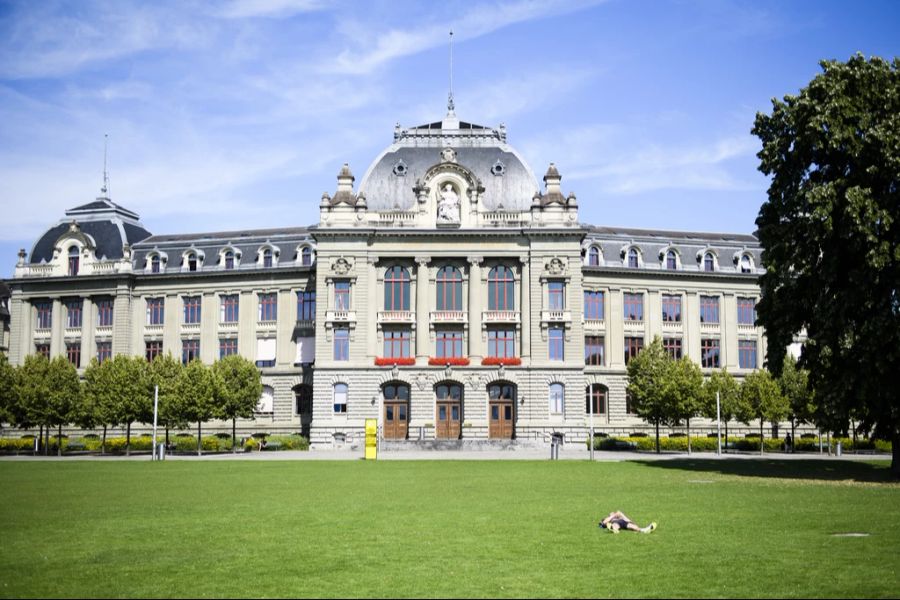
[30,198,152,263]
[359,115,540,212]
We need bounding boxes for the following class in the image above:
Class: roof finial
[101,133,110,198]
[447,29,455,116]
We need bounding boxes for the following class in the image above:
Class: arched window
[151,254,161,273]
[384,266,411,310]
[740,254,753,273]
[549,383,564,415]
[666,250,677,270]
[333,383,348,414]
[435,382,463,401]
[257,385,274,413]
[436,266,462,311]
[704,252,715,272]
[628,248,639,268]
[301,246,312,266]
[588,246,600,266]
[585,384,607,415]
[67,246,80,276]
[383,383,410,401]
[224,251,234,270]
[187,253,198,272]
[488,382,516,401]
[263,248,273,268]
[488,265,515,311]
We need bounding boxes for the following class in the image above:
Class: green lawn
[0,459,898,598]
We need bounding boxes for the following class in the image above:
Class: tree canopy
[752,54,900,474]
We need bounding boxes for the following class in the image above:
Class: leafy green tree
[0,353,16,432]
[147,353,185,451]
[740,370,789,455]
[779,355,815,451]
[701,369,744,450]
[105,355,151,455]
[666,358,704,454]
[626,337,671,453]
[752,54,900,475]
[175,359,221,455]
[14,354,51,452]
[212,355,262,451]
[82,358,122,453]
[45,356,81,456]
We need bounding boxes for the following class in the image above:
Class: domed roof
[359,113,539,212]
[30,197,152,263]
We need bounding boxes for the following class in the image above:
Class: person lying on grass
[599,511,657,534]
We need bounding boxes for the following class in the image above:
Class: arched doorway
[293,384,313,439]
[383,382,410,440]
[488,382,516,439]
[435,382,463,439]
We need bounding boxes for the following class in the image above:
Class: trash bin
[836,441,842,457]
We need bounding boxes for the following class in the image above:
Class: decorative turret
[539,163,566,205]
[319,164,367,226]
[531,163,579,226]
[331,164,357,206]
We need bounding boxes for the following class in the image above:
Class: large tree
[44,356,81,456]
[212,355,262,451]
[701,368,744,450]
[147,353,186,451]
[175,359,221,455]
[779,354,815,450]
[740,370,789,455]
[752,54,900,475]
[626,337,671,453]
[666,357,704,454]
[105,355,152,455]
[0,353,15,432]
[14,354,51,453]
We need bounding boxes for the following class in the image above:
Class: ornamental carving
[440,147,457,163]
[464,372,488,390]
[545,257,566,276]
[331,257,352,275]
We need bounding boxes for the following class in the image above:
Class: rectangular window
[145,341,163,362]
[624,336,644,365]
[182,339,200,364]
[737,297,757,326]
[584,291,604,320]
[662,294,682,323]
[663,337,683,360]
[700,295,720,324]
[435,330,464,358]
[256,337,276,367]
[548,281,566,310]
[183,296,201,324]
[585,336,605,366]
[334,281,350,311]
[219,338,238,358]
[96,299,114,327]
[35,301,53,329]
[220,294,239,323]
[333,383,348,414]
[65,300,83,328]
[258,293,277,322]
[548,326,564,361]
[624,293,644,321]
[487,329,516,358]
[66,342,81,366]
[297,291,316,321]
[333,327,349,361]
[701,338,721,368]
[96,341,112,363]
[383,329,411,359]
[35,343,50,359]
[586,385,606,414]
[739,339,758,369]
[147,298,165,325]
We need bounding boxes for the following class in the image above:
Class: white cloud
[216,0,329,19]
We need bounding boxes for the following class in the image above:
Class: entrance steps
[380,438,545,451]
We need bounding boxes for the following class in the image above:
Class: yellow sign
[365,418,377,460]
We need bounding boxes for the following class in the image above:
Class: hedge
[590,435,892,453]
[243,435,309,452]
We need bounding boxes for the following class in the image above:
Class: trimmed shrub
[0,438,35,452]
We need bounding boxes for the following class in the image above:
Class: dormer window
[665,250,677,270]
[151,255,161,273]
[263,249,273,268]
[627,248,639,268]
[225,251,235,270]
[187,253,198,272]
[301,246,312,266]
[704,252,715,272]
[67,246,79,276]
[740,254,754,273]
[588,246,600,267]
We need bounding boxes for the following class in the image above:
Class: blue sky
[1,0,899,277]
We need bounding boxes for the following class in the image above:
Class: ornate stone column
[467,256,483,360]
[415,256,430,362]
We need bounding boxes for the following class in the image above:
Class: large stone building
[4,108,765,447]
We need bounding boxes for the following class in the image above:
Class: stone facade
[3,110,767,446]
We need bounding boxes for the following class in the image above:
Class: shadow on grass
[631,458,897,484]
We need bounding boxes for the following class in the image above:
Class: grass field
[1,459,898,598]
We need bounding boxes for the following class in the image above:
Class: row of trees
[627,337,814,454]
[0,352,263,455]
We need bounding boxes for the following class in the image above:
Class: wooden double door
[384,402,409,439]
[488,382,516,439]
[435,382,463,440]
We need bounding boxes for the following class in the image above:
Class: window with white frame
[549,383,564,415]
[333,383,348,414]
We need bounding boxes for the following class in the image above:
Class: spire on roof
[100,133,110,199]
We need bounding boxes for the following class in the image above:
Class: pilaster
[81,297,94,368]
[467,256,483,359]
[415,256,430,362]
